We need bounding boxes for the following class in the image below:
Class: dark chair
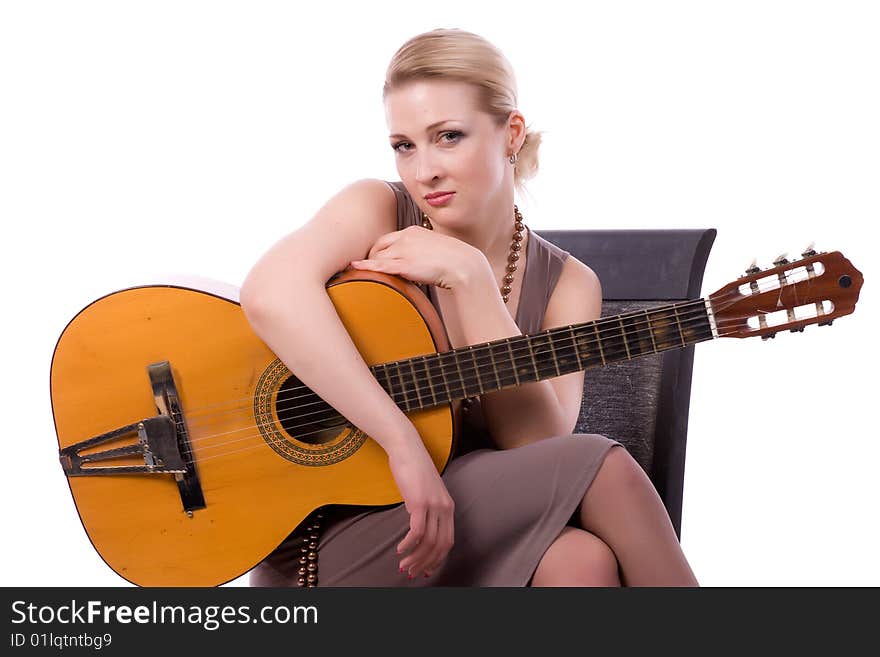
[535,229,717,540]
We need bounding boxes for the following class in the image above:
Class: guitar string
[178,328,721,466]
[178,300,715,439]
[169,320,722,462]
[88,303,714,469]
[182,299,713,426]
[178,299,720,425]
[166,281,821,458]
[170,295,804,453]
[89,278,825,465]
[178,290,790,439]
[178,270,823,420]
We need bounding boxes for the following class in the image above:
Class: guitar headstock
[708,247,863,340]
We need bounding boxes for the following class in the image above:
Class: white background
[1,0,876,587]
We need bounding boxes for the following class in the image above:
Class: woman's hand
[349,225,481,291]
[387,432,455,579]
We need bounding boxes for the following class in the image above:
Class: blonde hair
[383,28,542,195]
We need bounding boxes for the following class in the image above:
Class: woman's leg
[530,526,621,587]
[577,443,699,586]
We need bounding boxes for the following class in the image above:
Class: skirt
[249,432,623,587]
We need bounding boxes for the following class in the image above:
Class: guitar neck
[370,298,716,412]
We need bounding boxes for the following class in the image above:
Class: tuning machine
[744,259,761,276]
[773,253,790,267]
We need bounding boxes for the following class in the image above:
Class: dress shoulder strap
[517,227,571,335]
[384,180,422,231]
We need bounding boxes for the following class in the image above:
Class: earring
[509,152,517,165]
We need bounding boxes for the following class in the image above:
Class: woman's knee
[532,527,620,587]
[594,443,651,494]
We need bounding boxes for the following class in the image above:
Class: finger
[397,505,426,558]
[403,510,439,576]
[400,510,436,574]
[368,231,403,259]
[350,258,401,273]
[426,512,454,575]
[424,509,453,574]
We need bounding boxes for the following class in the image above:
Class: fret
[397,363,413,411]
[468,345,485,395]
[622,312,654,358]
[491,341,518,389]
[487,341,502,390]
[671,303,687,347]
[678,301,711,346]
[555,326,585,374]
[547,330,561,377]
[421,356,438,406]
[436,352,461,402]
[644,309,658,353]
[507,337,538,384]
[430,354,451,405]
[452,351,468,399]
[506,338,521,385]
[384,362,405,410]
[569,326,583,370]
[647,307,677,350]
[591,322,606,366]
[377,363,391,396]
[529,332,559,380]
[600,317,629,364]
[527,337,540,380]
[617,317,632,360]
[408,359,423,407]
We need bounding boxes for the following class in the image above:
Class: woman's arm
[448,255,602,449]
[242,178,458,579]
[240,179,416,454]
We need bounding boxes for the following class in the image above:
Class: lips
[424,191,454,199]
[425,192,455,207]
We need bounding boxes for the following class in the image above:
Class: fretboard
[370,299,715,412]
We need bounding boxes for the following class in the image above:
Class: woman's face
[384,79,520,230]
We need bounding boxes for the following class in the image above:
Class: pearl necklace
[421,204,525,303]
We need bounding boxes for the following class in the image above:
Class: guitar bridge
[58,360,206,515]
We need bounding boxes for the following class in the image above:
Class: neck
[434,193,517,269]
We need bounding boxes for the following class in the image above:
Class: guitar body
[50,269,461,586]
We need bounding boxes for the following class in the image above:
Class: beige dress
[249,181,622,587]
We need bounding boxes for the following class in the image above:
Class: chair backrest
[535,229,716,539]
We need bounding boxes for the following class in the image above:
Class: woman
[242,28,698,587]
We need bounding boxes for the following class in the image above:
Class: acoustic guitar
[50,247,863,586]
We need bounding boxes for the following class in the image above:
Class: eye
[391,131,462,154]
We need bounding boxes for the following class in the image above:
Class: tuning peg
[818,319,834,327]
[789,326,805,333]
[773,253,790,267]
[744,258,761,275]
[761,332,777,341]
[801,243,817,258]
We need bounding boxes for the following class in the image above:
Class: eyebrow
[389,120,458,140]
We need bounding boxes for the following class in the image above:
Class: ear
[506,110,527,154]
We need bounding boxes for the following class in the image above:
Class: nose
[414,149,443,185]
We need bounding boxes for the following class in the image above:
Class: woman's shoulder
[541,250,602,330]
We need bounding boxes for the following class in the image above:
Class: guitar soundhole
[275,375,348,446]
